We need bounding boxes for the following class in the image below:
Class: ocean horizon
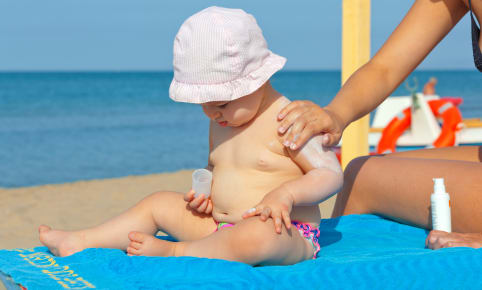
[1,70,480,188]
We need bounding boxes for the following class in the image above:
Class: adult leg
[128,217,314,266]
[415,148,482,248]
[39,191,216,256]
[386,146,481,162]
[332,155,482,233]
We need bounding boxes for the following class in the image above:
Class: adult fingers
[282,107,335,149]
[428,238,442,250]
[321,108,345,146]
[277,100,301,121]
[429,231,477,249]
[277,100,312,121]
[322,133,336,147]
[278,106,308,136]
[426,230,439,247]
[287,122,320,150]
[282,119,308,150]
[323,131,342,147]
[426,232,438,249]
[281,104,344,148]
[440,241,467,249]
[427,230,456,249]
[426,230,444,244]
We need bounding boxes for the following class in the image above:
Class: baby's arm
[274,98,343,203]
[243,135,342,233]
[283,135,343,205]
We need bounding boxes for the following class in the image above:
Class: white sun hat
[169,6,287,104]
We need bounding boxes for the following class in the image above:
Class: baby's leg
[39,191,216,256]
[128,217,314,265]
[332,155,482,233]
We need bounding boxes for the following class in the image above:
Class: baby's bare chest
[212,140,285,171]
[210,119,298,173]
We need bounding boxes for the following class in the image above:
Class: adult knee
[344,156,371,190]
[334,155,373,216]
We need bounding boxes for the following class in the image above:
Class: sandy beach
[0,170,336,250]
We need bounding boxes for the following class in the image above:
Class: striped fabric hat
[169,6,286,104]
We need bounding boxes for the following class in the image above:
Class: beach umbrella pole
[341,0,371,168]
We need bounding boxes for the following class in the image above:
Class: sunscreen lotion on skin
[431,178,451,232]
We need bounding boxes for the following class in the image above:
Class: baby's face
[201,88,265,127]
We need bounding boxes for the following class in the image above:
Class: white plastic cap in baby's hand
[192,169,213,197]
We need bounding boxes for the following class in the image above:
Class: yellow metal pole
[341,0,371,169]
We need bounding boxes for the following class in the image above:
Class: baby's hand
[184,189,213,215]
[242,187,294,234]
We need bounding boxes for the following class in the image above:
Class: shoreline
[0,169,336,250]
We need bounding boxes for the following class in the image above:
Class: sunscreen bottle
[430,178,451,232]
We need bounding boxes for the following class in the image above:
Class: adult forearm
[326,61,400,129]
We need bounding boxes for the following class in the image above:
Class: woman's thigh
[385,146,481,162]
[333,155,482,232]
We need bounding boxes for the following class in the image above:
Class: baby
[39,6,343,266]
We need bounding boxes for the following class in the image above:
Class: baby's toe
[127,246,141,256]
[129,241,143,250]
[128,231,148,243]
[38,225,51,233]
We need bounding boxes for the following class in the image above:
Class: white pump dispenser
[431,178,451,232]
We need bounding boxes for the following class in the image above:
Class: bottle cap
[433,178,446,194]
[192,169,213,197]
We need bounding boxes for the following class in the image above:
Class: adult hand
[242,186,294,234]
[277,101,345,149]
[184,189,213,215]
[426,230,482,249]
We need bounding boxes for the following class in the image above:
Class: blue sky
[0,0,474,71]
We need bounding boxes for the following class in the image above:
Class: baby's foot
[127,231,181,257]
[38,225,86,257]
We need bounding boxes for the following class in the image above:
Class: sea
[1,70,480,188]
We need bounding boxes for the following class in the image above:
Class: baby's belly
[210,168,321,225]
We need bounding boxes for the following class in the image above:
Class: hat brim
[169,52,286,104]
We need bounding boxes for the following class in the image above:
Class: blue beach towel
[0,214,481,289]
